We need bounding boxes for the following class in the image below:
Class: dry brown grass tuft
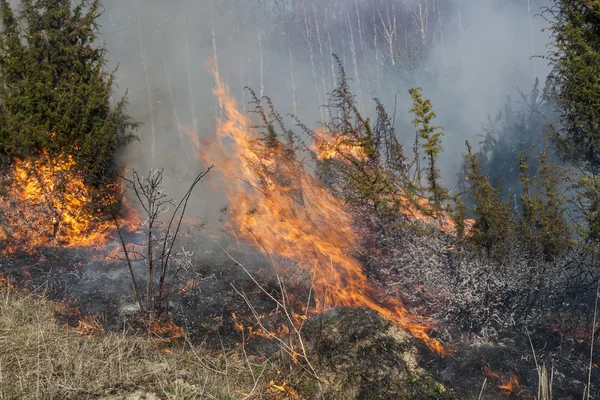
[0,288,271,399]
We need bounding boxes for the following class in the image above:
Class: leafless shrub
[357,207,566,336]
[113,166,212,320]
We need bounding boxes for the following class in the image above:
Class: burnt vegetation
[0,0,599,399]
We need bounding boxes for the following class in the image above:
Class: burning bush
[0,150,138,254]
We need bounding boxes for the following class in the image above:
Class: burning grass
[0,285,458,400]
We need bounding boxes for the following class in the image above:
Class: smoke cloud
[99,0,552,215]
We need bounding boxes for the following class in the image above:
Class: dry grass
[0,288,272,399]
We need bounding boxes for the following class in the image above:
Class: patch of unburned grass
[0,288,271,399]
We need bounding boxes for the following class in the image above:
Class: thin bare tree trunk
[376,0,398,67]
[159,22,187,162]
[526,0,537,79]
[258,30,264,98]
[354,0,367,72]
[324,11,337,89]
[373,9,382,93]
[289,47,297,116]
[135,0,156,163]
[239,52,247,113]
[303,8,325,121]
[210,2,222,120]
[345,4,364,113]
[146,218,154,317]
[456,0,466,92]
[313,7,328,115]
[183,1,199,132]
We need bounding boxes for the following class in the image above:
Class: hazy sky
[97,0,552,215]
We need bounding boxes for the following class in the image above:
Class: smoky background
[98,0,552,220]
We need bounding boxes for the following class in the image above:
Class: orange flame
[150,320,185,342]
[311,126,475,236]
[177,279,200,295]
[199,66,449,356]
[0,274,16,291]
[0,150,141,254]
[483,361,523,395]
[73,315,105,337]
[312,127,366,161]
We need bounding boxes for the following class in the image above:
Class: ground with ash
[0,223,597,399]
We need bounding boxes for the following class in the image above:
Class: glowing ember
[483,361,523,395]
[267,380,299,398]
[199,65,450,356]
[0,150,140,254]
[177,279,200,295]
[0,274,16,291]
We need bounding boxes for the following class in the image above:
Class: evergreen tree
[463,140,515,258]
[543,0,600,174]
[477,79,559,201]
[0,0,137,180]
[408,87,448,209]
[518,142,570,261]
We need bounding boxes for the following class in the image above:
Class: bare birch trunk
[354,0,367,72]
[159,21,187,162]
[313,7,328,115]
[258,30,264,99]
[345,5,364,113]
[183,1,199,132]
[135,0,156,163]
[210,3,222,120]
[373,9,382,94]
[526,0,537,79]
[456,0,466,92]
[289,47,298,116]
[304,8,325,121]
[324,11,337,89]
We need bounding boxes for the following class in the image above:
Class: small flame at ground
[73,315,105,337]
[483,360,523,395]
[199,65,449,355]
[150,320,185,342]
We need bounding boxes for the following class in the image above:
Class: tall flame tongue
[201,69,449,356]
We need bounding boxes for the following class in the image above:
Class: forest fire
[200,67,450,356]
[312,126,473,237]
[0,150,140,254]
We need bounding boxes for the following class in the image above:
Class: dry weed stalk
[222,245,319,381]
[527,329,555,400]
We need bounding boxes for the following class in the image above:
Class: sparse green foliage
[0,0,137,181]
[409,87,448,210]
[317,59,414,220]
[574,174,600,244]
